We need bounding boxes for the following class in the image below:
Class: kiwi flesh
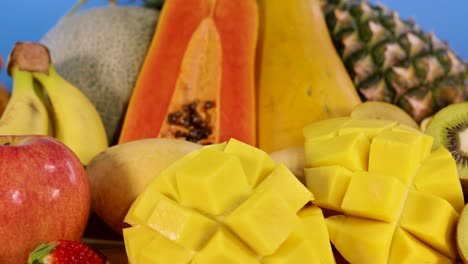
[425,102,468,192]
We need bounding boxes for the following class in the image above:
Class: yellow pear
[350,101,420,130]
[86,138,202,234]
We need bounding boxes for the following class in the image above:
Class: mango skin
[85,138,202,235]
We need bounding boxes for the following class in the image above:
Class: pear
[350,101,420,130]
[85,138,202,234]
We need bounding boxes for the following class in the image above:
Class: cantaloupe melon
[40,6,159,145]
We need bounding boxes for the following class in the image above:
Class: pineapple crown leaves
[322,0,468,122]
[142,0,164,9]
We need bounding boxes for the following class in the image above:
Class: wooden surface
[81,212,128,263]
[100,248,128,264]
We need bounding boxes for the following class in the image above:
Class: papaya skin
[256,0,362,153]
[119,0,257,146]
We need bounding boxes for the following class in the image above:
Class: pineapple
[322,0,468,122]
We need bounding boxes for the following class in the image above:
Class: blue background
[0,0,466,90]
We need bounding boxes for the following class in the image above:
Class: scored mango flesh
[303,117,465,264]
[123,138,335,263]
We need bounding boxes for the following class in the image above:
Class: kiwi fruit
[425,102,468,191]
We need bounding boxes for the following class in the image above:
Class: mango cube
[305,132,370,171]
[224,189,300,256]
[139,229,193,264]
[254,164,312,212]
[146,192,218,250]
[341,171,406,222]
[305,165,352,211]
[368,130,426,184]
[388,228,453,264]
[326,215,394,264]
[399,191,458,258]
[296,206,335,263]
[192,228,259,264]
[391,125,434,160]
[176,148,250,215]
[252,207,334,264]
[224,138,277,188]
[149,148,202,201]
[303,117,351,141]
[123,226,155,263]
[262,234,321,264]
[338,118,397,140]
[413,147,464,213]
[124,188,162,226]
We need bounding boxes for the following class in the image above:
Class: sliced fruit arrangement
[303,116,465,263]
[323,0,468,123]
[256,0,361,153]
[27,239,107,264]
[425,102,468,193]
[119,0,257,146]
[122,138,336,263]
[2,42,108,165]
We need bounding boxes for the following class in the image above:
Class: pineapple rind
[323,0,468,122]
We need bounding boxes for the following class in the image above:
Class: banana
[269,146,306,184]
[32,65,108,165]
[0,66,51,136]
[86,138,202,234]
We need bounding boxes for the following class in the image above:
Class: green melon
[41,6,159,145]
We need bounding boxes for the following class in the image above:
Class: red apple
[0,135,91,264]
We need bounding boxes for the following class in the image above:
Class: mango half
[303,117,465,263]
[123,138,335,263]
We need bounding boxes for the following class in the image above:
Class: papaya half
[256,0,362,153]
[119,0,257,146]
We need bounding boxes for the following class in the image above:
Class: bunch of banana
[2,42,108,165]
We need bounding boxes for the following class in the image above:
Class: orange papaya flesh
[118,0,257,146]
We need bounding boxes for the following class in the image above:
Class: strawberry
[26,239,108,264]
